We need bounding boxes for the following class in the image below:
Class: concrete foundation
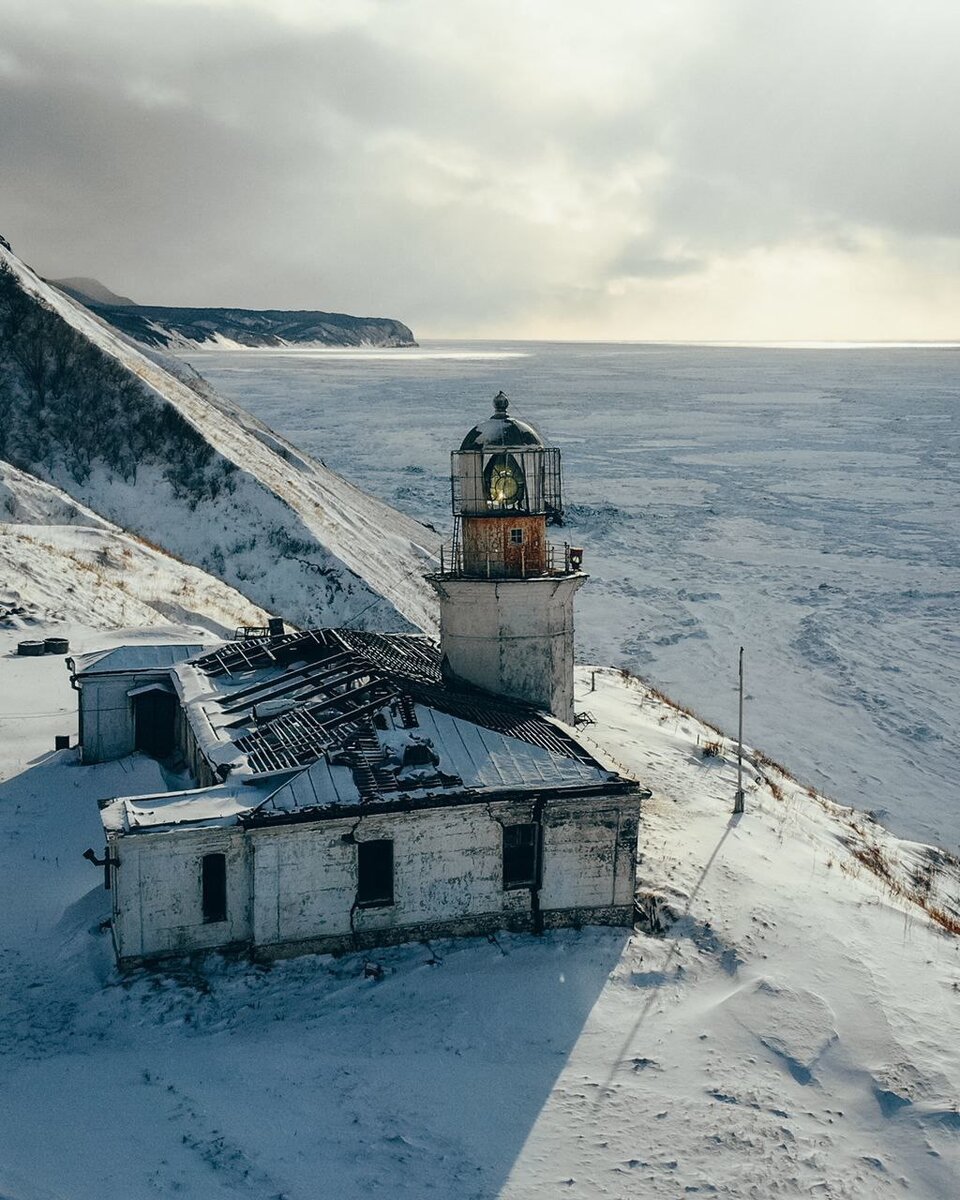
[252,905,635,961]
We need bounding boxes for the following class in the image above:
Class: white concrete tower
[427,391,586,723]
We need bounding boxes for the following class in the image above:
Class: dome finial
[492,391,509,417]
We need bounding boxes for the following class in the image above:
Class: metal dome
[458,391,545,451]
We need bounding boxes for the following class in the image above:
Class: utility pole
[734,646,745,814]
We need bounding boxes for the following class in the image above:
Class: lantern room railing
[434,540,584,580]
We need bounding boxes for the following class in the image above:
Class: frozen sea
[183,341,960,853]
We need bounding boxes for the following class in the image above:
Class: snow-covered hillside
[0,240,439,633]
[1,461,271,635]
[0,618,956,1199]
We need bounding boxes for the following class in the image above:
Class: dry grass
[924,905,960,936]
[754,747,792,779]
[127,531,194,567]
[851,839,960,937]
[616,667,726,735]
[853,842,893,884]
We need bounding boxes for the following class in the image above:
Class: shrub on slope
[0,263,234,502]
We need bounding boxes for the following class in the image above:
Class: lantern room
[452,391,563,525]
[449,391,568,579]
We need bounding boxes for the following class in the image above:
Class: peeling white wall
[110,793,641,964]
[540,802,639,910]
[430,575,586,722]
[110,827,251,961]
[250,823,357,946]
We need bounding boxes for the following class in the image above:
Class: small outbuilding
[68,643,205,763]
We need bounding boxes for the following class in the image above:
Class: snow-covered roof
[101,780,275,833]
[99,627,630,836]
[256,703,613,817]
[71,642,208,676]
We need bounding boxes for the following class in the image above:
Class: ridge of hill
[89,303,417,350]
[0,239,440,634]
[46,273,416,348]
[50,276,137,308]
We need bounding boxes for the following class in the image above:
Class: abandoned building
[71,394,646,968]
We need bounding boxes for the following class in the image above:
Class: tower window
[201,853,227,923]
[510,528,524,545]
[502,823,539,889]
[357,839,394,907]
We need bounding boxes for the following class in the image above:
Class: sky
[2,0,960,340]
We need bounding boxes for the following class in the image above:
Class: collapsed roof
[100,629,631,834]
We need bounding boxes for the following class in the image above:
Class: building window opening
[503,823,539,889]
[510,528,524,545]
[201,852,227,923]
[357,839,394,907]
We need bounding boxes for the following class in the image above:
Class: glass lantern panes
[451,447,563,524]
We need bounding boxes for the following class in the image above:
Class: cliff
[88,304,417,349]
[0,239,439,633]
[47,275,416,349]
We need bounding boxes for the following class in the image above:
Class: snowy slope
[1,461,270,635]
[0,240,439,633]
[0,623,956,1200]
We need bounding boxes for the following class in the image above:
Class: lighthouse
[427,391,586,723]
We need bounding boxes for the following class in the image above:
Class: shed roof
[101,780,276,833]
[71,642,207,676]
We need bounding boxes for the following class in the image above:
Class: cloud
[0,0,958,337]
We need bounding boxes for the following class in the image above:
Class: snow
[0,461,275,636]
[102,783,272,832]
[185,343,960,855]
[1,241,441,634]
[1,618,957,1199]
[72,643,208,674]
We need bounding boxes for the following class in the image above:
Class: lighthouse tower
[428,392,586,723]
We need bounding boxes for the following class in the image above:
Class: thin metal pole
[734,646,745,814]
